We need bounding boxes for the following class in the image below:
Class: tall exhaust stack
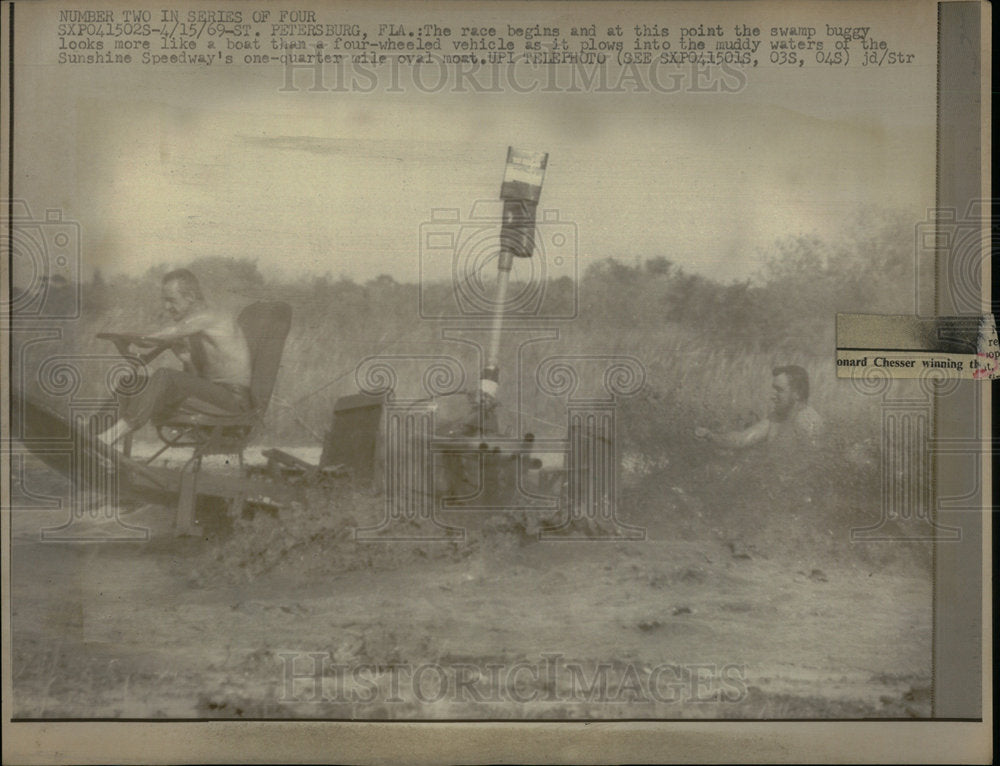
[480,147,548,399]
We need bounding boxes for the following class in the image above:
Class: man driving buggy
[98,268,252,446]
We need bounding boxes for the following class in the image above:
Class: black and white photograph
[2,0,990,762]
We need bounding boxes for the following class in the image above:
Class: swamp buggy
[11,148,644,542]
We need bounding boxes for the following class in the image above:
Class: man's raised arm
[695,418,770,449]
[139,310,215,344]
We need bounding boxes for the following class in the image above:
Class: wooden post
[174,456,201,536]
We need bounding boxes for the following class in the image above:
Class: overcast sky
[12,1,937,287]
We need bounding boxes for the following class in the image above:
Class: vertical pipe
[481,250,514,399]
[482,147,547,400]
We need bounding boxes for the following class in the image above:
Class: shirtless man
[695,365,822,449]
[98,268,252,445]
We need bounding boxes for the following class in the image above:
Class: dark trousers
[120,368,250,430]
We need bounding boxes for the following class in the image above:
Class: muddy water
[10,499,932,719]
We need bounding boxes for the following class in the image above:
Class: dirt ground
[9,451,932,720]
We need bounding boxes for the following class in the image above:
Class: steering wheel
[97,332,171,362]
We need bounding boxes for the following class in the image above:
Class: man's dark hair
[162,268,204,301]
[772,365,809,402]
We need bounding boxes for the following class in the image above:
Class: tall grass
[22,207,915,454]
[12,208,935,570]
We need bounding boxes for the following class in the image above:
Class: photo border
[1,0,991,762]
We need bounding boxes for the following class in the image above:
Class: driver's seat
[127,301,292,468]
